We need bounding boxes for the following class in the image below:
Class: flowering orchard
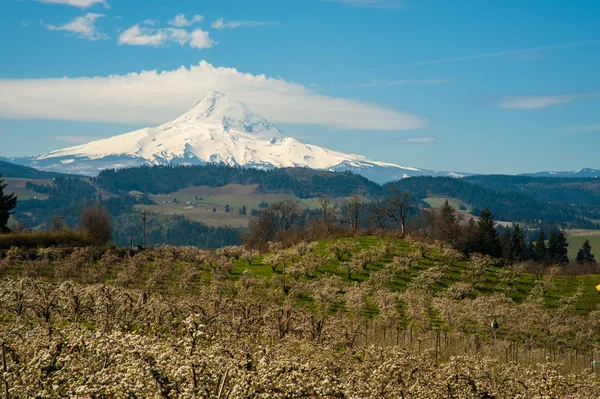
[1,237,600,397]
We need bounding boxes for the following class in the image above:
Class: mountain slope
[0,160,72,179]
[13,92,465,183]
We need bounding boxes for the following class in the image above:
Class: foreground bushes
[0,230,96,249]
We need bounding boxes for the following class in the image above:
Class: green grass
[566,235,600,260]
[424,197,471,211]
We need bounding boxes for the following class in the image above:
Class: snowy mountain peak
[175,91,282,137]
[14,91,466,182]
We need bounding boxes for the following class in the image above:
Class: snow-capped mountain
[12,92,465,183]
[521,168,600,178]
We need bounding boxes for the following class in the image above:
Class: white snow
[35,91,420,173]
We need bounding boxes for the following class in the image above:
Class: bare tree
[345,196,363,232]
[385,189,414,237]
[271,200,301,237]
[81,205,113,244]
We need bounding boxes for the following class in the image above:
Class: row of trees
[246,192,596,266]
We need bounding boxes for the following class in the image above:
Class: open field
[566,234,600,260]
[133,203,254,227]
[161,184,324,209]
[136,184,332,226]
[424,196,471,211]
[4,178,51,200]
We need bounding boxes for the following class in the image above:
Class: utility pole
[140,210,148,249]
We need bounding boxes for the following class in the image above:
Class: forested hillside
[0,160,70,179]
[6,163,600,246]
[96,164,383,198]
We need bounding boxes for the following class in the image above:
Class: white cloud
[118,24,215,49]
[44,13,108,41]
[35,0,109,9]
[361,78,451,87]
[169,14,203,27]
[496,92,596,110]
[323,0,407,8]
[211,18,279,30]
[397,137,436,144]
[0,61,426,131]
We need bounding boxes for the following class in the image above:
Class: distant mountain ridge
[8,91,466,183]
[0,160,72,179]
[521,168,600,178]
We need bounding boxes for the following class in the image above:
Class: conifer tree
[548,231,569,264]
[0,174,18,233]
[501,230,512,263]
[463,207,502,258]
[576,239,595,264]
[510,224,526,262]
[437,200,458,245]
[535,231,547,262]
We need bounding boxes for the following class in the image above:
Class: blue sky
[1,0,600,174]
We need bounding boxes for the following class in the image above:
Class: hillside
[0,160,71,179]
[8,163,600,240]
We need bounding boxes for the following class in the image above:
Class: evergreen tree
[534,231,547,262]
[510,224,526,262]
[525,241,536,261]
[548,231,569,264]
[0,174,18,233]
[576,239,595,264]
[437,200,458,245]
[501,230,513,263]
[464,207,502,258]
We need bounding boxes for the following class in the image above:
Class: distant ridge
[0,160,74,179]
[521,168,600,178]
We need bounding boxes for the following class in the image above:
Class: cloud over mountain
[0,61,426,131]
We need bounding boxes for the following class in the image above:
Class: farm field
[424,196,471,211]
[566,233,600,260]
[135,184,330,227]
[2,235,600,397]
[4,178,51,200]
[133,203,254,227]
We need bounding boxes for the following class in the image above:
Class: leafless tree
[81,205,112,244]
[345,196,363,231]
[385,189,415,237]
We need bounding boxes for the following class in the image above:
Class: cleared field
[4,178,51,200]
[134,203,253,227]
[424,196,471,211]
[566,234,600,260]
[162,184,323,210]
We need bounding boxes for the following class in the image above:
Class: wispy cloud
[54,135,98,144]
[35,0,109,9]
[0,61,426,131]
[496,92,598,110]
[292,39,600,80]
[118,23,215,49]
[211,18,279,30]
[44,13,108,41]
[323,0,407,8]
[571,124,600,133]
[361,78,451,87]
[168,14,203,27]
[397,137,436,144]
